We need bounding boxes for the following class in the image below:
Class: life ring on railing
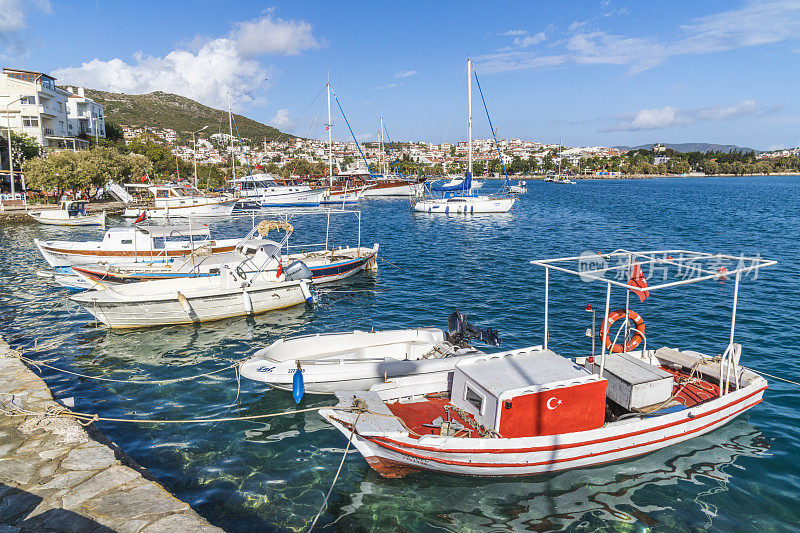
[599,309,645,353]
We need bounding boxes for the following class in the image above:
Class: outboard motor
[283,260,313,281]
[447,309,501,347]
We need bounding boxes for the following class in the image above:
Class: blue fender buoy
[292,364,304,404]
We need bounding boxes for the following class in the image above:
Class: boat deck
[385,366,721,439]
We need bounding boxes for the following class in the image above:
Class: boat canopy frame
[530,249,776,395]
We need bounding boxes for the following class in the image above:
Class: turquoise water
[2,176,799,531]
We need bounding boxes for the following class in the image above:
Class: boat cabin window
[121,239,132,245]
[156,190,170,199]
[464,385,484,413]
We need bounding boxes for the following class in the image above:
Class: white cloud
[374,82,398,90]
[394,70,418,78]
[513,32,546,48]
[52,11,320,110]
[500,29,527,36]
[479,1,800,75]
[269,108,291,128]
[0,0,50,59]
[606,100,769,131]
[233,9,320,57]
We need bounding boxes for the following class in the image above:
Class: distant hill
[82,89,293,143]
[614,143,759,154]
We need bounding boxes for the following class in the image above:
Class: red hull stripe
[365,398,762,469]
[367,386,766,455]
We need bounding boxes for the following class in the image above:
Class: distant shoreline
[481,172,799,180]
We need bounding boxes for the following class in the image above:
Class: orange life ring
[599,309,645,353]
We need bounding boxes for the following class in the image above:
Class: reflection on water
[2,177,800,531]
[331,420,768,531]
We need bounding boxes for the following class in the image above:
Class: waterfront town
[1,1,800,530]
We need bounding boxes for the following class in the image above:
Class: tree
[23,147,153,194]
[104,122,124,142]
[8,132,40,170]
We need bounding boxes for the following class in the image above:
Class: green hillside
[82,89,293,143]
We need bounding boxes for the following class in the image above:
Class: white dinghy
[29,199,105,226]
[240,311,501,395]
[320,250,775,478]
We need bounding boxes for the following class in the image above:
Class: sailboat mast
[327,81,333,186]
[468,58,473,177]
[228,93,236,180]
[379,116,385,175]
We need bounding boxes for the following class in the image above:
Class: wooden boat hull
[70,278,312,329]
[34,238,240,268]
[322,380,766,477]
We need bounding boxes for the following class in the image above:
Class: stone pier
[0,339,224,532]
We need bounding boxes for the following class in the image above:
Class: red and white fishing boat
[320,249,775,477]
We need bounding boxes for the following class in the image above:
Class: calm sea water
[2,176,800,532]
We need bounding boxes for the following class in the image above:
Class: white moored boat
[411,59,515,214]
[122,183,237,219]
[70,221,314,329]
[28,199,105,226]
[230,174,327,207]
[509,180,527,194]
[240,311,500,395]
[320,249,775,478]
[35,223,239,269]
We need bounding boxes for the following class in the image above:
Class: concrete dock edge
[0,337,224,532]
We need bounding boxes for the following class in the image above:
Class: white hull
[363,183,423,197]
[34,237,241,269]
[29,211,106,226]
[321,358,767,477]
[413,196,516,213]
[122,198,237,218]
[71,277,312,329]
[240,328,485,393]
[258,189,326,206]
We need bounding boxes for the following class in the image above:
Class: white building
[0,67,90,150]
[63,86,106,141]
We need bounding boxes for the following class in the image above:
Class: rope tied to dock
[0,401,350,425]
[12,350,242,385]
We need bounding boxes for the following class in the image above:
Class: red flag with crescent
[629,261,649,302]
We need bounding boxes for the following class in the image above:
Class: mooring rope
[308,411,361,532]
[0,402,346,426]
[14,351,241,385]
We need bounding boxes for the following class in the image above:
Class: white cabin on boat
[451,351,607,438]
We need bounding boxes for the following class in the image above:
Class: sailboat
[412,59,516,214]
[544,139,576,184]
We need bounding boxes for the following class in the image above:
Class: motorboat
[509,180,527,194]
[121,183,237,218]
[70,221,314,328]
[240,311,501,394]
[320,249,775,478]
[230,174,327,207]
[28,199,105,226]
[35,223,240,269]
[411,59,516,215]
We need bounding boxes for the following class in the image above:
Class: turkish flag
[139,174,149,182]
[276,262,283,278]
[255,164,263,170]
[134,210,147,224]
[629,261,649,302]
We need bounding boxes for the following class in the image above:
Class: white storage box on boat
[582,352,674,410]
[451,350,607,438]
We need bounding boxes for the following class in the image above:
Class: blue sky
[4,0,800,149]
